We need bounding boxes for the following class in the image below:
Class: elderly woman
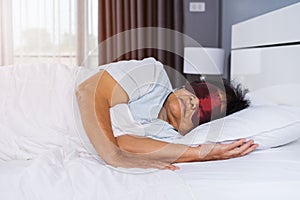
[76,58,257,170]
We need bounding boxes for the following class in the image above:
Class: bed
[175,2,300,200]
[1,3,300,200]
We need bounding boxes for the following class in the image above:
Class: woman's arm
[117,135,258,163]
[76,71,121,163]
[117,135,198,163]
[76,70,179,169]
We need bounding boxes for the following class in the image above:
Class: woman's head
[185,79,250,125]
[163,79,249,135]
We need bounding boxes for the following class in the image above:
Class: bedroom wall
[184,0,300,79]
[221,0,300,79]
[184,0,220,47]
[183,0,220,82]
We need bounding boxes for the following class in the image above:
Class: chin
[178,128,190,136]
[179,124,197,136]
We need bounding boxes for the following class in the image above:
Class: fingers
[149,160,179,171]
[227,138,247,150]
[224,139,258,158]
[240,144,259,156]
[235,139,254,152]
[162,164,180,171]
[232,140,258,157]
[154,161,179,171]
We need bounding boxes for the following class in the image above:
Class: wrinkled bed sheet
[0,63,194,200]
[0,149,194,200]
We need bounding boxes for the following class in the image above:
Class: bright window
[12,0,98,67]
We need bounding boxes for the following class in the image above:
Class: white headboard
[231,3,300,106]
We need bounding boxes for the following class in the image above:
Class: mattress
[175,139,300,200]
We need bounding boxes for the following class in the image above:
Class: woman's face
[164,87,226,136]
[165,88,200,135]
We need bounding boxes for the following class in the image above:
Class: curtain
[98,0,185,87]
[0,0,13,65]
[77,0,99,67]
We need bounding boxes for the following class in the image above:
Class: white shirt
[104,58,180,141]
[75,57,180,142]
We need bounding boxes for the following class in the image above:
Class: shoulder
[103,58,172,100]
[104,57,166,81]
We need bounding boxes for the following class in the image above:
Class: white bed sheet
[175,139,300,200]
[0,149,194,200]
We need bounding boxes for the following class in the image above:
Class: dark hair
[205,78,250,116]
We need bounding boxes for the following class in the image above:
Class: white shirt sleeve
[110,104,146,137]
[102,57,172,102]
[110,103,180,141]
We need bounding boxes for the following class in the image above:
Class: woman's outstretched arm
[117,135,257,163]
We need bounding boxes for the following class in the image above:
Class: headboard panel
[231,3,300,106]
[231,3,300,49]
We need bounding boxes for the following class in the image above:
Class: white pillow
[173,105,300,149]
[245,85,300,106]
[245,92,277,106]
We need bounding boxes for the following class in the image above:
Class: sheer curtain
[1,0,98,67]
[76,0,99,67]
[98,0,185,87]
[0,0,13,65]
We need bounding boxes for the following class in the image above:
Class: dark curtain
[98,0,185,87]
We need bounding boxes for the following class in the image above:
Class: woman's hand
[197,139,258,161]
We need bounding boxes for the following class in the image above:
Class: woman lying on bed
[76,58,258,170]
